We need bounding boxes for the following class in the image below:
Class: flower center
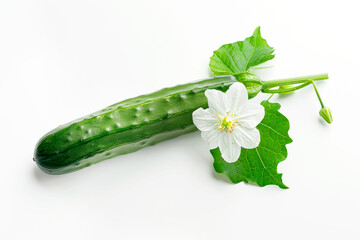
[216,112,237,133]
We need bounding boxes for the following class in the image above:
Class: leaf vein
[255,148,282,186]
[259,122,288,138]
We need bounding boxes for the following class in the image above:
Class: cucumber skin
[34,76,238,174]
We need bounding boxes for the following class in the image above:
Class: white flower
[192,82,265,163]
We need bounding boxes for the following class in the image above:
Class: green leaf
[209,26,275,75]
[211,101,292,189]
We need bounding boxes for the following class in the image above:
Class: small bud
[319,107,333,124]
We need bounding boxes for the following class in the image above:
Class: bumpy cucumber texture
[34,75,245,174]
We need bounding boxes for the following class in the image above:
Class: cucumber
[34,74,260,174]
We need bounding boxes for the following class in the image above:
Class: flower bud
[236,72,263,99]
[319,107,333,124]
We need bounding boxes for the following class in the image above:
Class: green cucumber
[34,73,261,174]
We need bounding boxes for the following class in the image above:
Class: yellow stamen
[216,112,237,133]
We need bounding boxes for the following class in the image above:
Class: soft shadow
[32,156,127,184]
[33,165,58,182]
[277,92,295,99]
[183,135,233,185]
[318,117,331,127]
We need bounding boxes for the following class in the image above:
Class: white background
[1,1,359,239]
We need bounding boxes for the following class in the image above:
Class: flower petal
[201,129,220,149]
[236,103,265,128]
[192,108,218,131]
[218,132,241,163]
[205,89,228,115]
[225,82,248,114]
[233,126,260,149]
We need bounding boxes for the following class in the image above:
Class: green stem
[260,73,328,109]
[310,80,325,108]
[262,73,328,89]
[262,82,311,94]
[267,93,274,101]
